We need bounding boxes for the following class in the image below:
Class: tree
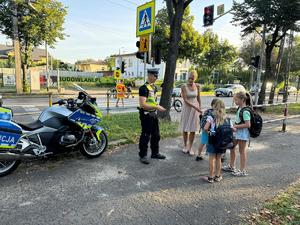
[158,0,194,120]
[153,6,203,63]
[196,30,237,76]
[105,56,115,72]
[0,0,67,92]
[232,0,300,104]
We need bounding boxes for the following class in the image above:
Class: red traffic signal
[203,5,214,27]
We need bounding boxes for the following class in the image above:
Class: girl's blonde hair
[212,99,226,126]
[234,91,253,107]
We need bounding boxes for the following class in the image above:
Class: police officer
[138,68,166,164]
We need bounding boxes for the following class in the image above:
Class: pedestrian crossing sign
[136,1,155,37]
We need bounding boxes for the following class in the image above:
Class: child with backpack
[203,99,233,183]
[196,98,218,161]
[222,91,256,177]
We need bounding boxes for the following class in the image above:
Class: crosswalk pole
[282,103,288,132]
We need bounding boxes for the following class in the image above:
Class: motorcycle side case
[0,119,22,149]
[0,106,13,121]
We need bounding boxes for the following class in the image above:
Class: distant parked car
[250,82,272,96]
[172,84,184,97]
[278,86,297,95]
[215,84,245,97]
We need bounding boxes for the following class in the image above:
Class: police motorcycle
[0,84,108,176]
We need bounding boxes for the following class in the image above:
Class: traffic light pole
[143,51,146,83]
[12,1,22,94]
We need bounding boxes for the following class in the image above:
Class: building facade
[114,53,191,81]
[75,60,109,72]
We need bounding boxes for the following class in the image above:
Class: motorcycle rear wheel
[80,131,108,158]
[0,160,21,177]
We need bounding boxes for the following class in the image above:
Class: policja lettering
[0,134,15,144]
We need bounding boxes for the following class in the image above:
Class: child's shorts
[200,130,208,145]
[206,144,224,155]
[236,128,250,141]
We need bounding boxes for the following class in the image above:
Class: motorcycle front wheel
[80,131,108,158]
[0,159,21,177]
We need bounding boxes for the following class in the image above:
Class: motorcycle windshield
[72,83,89,96]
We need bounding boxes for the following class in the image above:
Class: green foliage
[105,56,115,72]
[0,0,67,89]
[196,30,238,74]
[96,76,115,87]
[201,82,215,92]
[152,6,203,62]
[232,0,300,37]
[101,112,180,143]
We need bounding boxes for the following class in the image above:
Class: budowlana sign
[59,77,101,82]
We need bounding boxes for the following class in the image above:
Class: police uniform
[138,69,164,161]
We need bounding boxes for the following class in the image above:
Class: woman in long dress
[179,70,202,155]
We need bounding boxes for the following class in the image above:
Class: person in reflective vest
[116,80,126,107]
[138,68,166,164]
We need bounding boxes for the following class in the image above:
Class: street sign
[217,4,224,15]
[139,35,149,52]
[136,1,155,37]
[114,70,121,80]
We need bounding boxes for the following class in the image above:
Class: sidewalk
[0,118,299,225]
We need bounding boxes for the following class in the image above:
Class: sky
[0,0,243,64]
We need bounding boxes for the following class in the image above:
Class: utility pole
[254,24,266,106]
[46,42,49,92]
[250,32,256,90]
[12,1,22,94]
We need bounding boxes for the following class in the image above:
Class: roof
[0,44,47,61]
[0,44,13,56]
[111,52,136,57]
[76,60,107,65]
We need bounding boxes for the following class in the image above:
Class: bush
[201,82,215,92]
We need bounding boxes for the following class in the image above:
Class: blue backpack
[209,118,234,153]
[200,109,214,129]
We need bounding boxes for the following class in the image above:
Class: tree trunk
[258,44,273,105]
[268,37,285,104]
[158,2,185,120]
[21,45,30,93]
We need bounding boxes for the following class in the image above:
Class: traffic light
[203,5,214,27]
[136,41,144,60]
[121,61,126,73]
[251,55,260,68]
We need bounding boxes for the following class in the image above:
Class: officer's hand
[157,105,166,112]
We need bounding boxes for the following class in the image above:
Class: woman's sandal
[182,148,188,154]
[189,150,195,156]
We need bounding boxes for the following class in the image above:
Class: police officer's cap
[147,68,159,77]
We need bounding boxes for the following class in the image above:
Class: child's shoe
[222,164,236,172]
[214,175,223,182]
[232,170,248,177]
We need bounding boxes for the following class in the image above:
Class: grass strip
[263,103,300,115]
[100,112,180,144]
[245,180,300,225]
